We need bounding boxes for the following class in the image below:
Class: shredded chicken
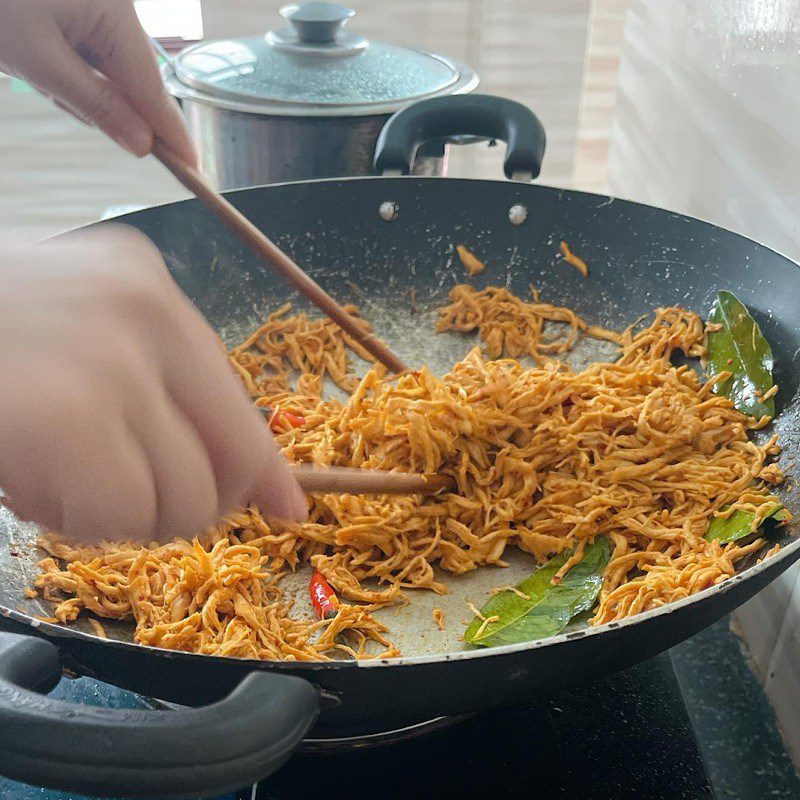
[35,286,787,659]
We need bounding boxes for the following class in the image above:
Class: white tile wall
[763,574,800,761]
[607,0,800,263]
[736,565,800,681]
[607,0,800,762]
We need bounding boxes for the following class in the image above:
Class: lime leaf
[706,502,789,544]
[707,291,775,418]
[465,537,610,647]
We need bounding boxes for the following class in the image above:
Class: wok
[0,95,798,798]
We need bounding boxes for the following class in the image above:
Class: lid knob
[280,2,355,45]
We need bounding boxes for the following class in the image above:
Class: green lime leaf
[707,291,775,418]
[465,537,610,647]
[706,502,788,544]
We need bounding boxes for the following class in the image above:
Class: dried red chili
[309,570,339,620]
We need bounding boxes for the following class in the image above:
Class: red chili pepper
[309,570,339,620]
[260,405,306,433]
[281,410,307,428]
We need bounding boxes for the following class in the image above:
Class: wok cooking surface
[2,177,799,661]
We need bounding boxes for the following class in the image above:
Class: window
[134,0,204,53]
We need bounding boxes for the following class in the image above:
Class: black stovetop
[2,619,799,800]
[249,651,710,800]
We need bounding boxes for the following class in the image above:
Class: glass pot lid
[169,2,478,116]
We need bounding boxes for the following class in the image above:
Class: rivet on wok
[379,201,399,222]
[508,204,528,226]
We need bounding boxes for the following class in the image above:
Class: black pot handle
[374,94,546,181]
[0,632,319,798]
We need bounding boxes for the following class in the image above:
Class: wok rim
[4,174,797,671]
[85,173,800,274]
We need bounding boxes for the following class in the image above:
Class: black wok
[0,95,798,798]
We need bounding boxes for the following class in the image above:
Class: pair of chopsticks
[152,142,444,498]
[291,465,453,496]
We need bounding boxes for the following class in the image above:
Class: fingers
[20,27,153,155]
[4,375,221,543]
[159,307,308,524]
[128,235,307,525]
[125,387,220,540]
[5,0,196,163]
[0,224,304,543]
[78,0,197,166]
[2,377,160,542]
[49,228,305,532]
[173,351,309,524]
[57,419,158,542]
[251,429,311,525]
[85,228,307,528]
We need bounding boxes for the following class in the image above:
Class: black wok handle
[374,94,546,181]
[0,632,319,798]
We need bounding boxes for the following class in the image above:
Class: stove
[1,649,710,800]
[249,650,712,800]
[3,618,799,800]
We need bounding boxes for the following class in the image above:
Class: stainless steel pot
[164,1,479,189]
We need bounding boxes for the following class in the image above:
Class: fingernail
[263,487,307,528]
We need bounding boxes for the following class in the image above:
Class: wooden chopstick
[152,139,408,374]
[291,465,453,496]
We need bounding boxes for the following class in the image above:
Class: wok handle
[0,632,319,798]
[374,94,546,181]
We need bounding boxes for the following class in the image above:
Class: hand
[0,0,195,164]
[0,227,307,542]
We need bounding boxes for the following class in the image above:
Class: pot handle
[374,94,546,181]
[0,632,319,798]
